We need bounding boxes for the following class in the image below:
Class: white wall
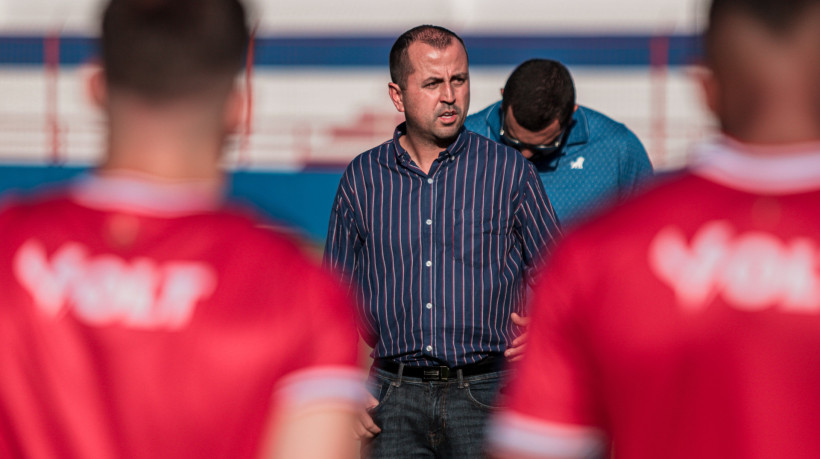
[0,0,709,34]
[0,0,717,170]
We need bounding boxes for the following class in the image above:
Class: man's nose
[440,83,455,103]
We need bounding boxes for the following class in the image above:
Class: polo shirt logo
[571,157,585,169]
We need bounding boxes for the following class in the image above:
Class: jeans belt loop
[396,362,405,387]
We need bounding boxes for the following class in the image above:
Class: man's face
[390,41,470,146]
[502,106,564,159]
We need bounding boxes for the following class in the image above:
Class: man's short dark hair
[502,59,575,133]
[389,25,467,88]
[101,0,249,101]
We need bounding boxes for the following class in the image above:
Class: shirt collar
[392,122,469,165]
[70,170,225,217]
[691,135,820,194]
[565,107,590,147]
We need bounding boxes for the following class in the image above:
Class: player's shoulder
[209,203,309,251]
[567,169,704,241]
[0,186,75,226]
[208,203,330,278]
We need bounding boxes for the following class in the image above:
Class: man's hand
[504,312,531,362]
[354,392,382,439]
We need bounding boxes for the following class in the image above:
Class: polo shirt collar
[564,107,590,147]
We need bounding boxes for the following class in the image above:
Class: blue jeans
[361,365,509,459]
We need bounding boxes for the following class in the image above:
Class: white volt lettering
[13,240,216,329]
[649,221,820,313]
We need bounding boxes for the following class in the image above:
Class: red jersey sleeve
[269,241,363,411]
[491,236,608,457]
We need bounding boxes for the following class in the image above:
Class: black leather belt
[375,355,506,381]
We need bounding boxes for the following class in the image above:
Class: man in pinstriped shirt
[324,25,561,459]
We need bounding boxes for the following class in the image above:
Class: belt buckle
[422,366,450,381]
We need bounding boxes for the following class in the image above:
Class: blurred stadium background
[0,0,715,244]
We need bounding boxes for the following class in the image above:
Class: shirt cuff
[488,410,607,458]
[273,365,364,411]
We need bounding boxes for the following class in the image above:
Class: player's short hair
[101,0,249,101]
[707,0,820,51]
[389,25,467,88]
[501,59,576,133]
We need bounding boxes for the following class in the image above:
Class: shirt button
[426,345,433,352]
[427,178,434,184]
[426,303,433,309]
[426,219,432,225]
[425,260,432,267]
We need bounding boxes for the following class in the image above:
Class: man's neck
[399,128,456,175]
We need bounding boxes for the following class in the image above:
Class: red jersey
[492,138,820,459]
[0,174,361,459]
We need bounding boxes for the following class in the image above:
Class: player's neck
[721,87,820,148]
[725,114,820,149]
[102,110,225,182]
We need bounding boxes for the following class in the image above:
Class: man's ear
[85,65,107,109]
[388,82,405,113]
[223,87,246,134]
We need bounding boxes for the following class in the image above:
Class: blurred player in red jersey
[0,0,362,458]
[489,0,820,458]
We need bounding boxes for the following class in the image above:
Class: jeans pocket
[464,377,502,411]
[366,374,396,415]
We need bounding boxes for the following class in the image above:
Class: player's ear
[695,65,720,116]
[388,82,405,113]
[85,63,107,109]
[223,86,245,134]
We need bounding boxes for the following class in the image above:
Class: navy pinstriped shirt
[324,124,561,367]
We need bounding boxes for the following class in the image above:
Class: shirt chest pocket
[452,211,508,269]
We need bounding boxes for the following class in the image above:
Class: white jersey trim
[488,411,607,459]
[273,365,364,411]
[70,171,224,217]
[691,136,820,195]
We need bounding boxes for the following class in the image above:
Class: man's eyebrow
[422,76,444,85]
[451,72,469,80]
